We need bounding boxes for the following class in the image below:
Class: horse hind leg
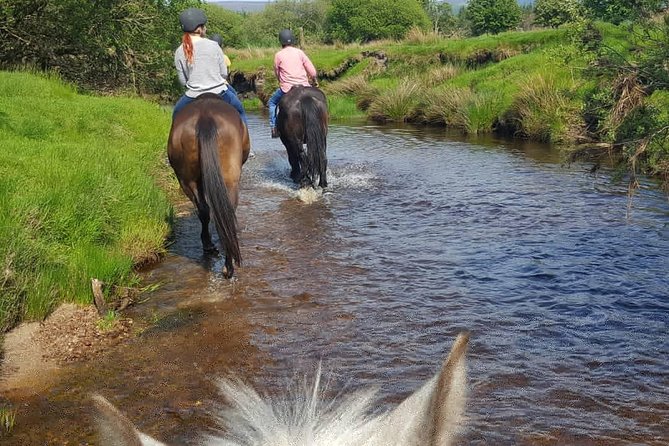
[284,139,303,183]
[182,180,218,255]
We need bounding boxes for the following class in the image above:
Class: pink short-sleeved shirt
[274,46,317,93]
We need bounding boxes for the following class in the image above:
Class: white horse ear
[91,394,166,446]
[370,332,469,446]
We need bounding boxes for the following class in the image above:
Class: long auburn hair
[182,33,195,65]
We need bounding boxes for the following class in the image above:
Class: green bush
[534,0,583,28]
[582,0,667,24]
[464,0,522,36]
[0,0,200,98]
[325,0,430,43]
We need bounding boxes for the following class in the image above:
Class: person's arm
[274,52,281,80]
[217,48,228,80]
[301,51,318,85]
[174,50,188,87]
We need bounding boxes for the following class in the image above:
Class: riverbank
[0,71,175,333]
[229,22,669,184]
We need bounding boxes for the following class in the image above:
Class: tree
[582,0,668,24]
[203,4,245,48]
[325,0,430,43]
[236,0,330,47]
[423,0,456,34]
[0,0,201,96]
[465,0,522,35]
[534,0,583,28]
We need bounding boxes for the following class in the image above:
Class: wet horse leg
[284,138,303,183]
[180,180,218,254]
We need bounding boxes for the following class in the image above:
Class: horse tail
[197,115,241,266]
[302,95,328,186]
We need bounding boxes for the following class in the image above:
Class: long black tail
[197,115,241,267]
[302,96,328,187]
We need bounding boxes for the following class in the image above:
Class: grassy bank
[230,27,579,133]
[230,22,668,182]
[0,71,173,332]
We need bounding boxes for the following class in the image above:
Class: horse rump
[278,86,329,189]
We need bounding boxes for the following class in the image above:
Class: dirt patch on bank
[0,303,133,395]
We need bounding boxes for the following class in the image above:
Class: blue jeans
[268,88,285,129]
[173,87,248,126]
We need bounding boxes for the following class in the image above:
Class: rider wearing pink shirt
[269,29,318,138]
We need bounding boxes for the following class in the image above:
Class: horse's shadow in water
[277,86,328,190]
[92,333,469,446]
[168,93,250,278]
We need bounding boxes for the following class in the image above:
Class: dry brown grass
[405,27,443,45]
[420,64,460,88]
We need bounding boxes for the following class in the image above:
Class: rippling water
[3,115,668,445]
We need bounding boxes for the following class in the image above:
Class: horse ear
[372,332,469,446]
[91,394,166,446]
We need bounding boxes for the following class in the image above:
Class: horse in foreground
[277,86,328,189]
[92,332,469,446]
[168,93,251,278]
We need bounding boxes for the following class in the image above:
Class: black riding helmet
[279,29,295,46]
[210,34,223,47]
[179,8,207,33]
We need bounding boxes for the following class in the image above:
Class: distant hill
[210,1,269,13]
[211,0,534,14]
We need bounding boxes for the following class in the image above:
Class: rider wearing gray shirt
[172,7,248,125]
[174,37,228,98]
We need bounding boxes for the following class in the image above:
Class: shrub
[506,73,580,142]
[465,0,522,36]
[325,0,430,43]
[367,80,422,122]
[534,0,584,28]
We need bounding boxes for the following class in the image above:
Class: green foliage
[0,0,201,98]
[423,0,456,34]
[97,310,120,331]
[203,3,245,48]
[0,71,173,332]
[465,0,522,35]
[232,0,330,47]
[582,0,667,24]
[325,0,430,43]
[534,0,583,28]
[0,406,16,434]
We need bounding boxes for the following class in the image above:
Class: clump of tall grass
[0,406,16,434]
[367,80,421,122]
[325,75,370,96]
[506,73,578,142]
[421,87,504,134]
[419,64,460,88]
[0,71,172,331]
[405,27,443,45]
[422,87,474,128]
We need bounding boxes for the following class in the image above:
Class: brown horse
[168,93,250,278]
[277,86,328,188]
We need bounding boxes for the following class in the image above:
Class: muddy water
[3,114,669,445]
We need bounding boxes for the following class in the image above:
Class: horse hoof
[204,246,219,256]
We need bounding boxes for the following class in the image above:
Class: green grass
[0,71,173,332]
[0,406,16,434]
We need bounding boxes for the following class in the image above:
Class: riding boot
[271,127,279,138]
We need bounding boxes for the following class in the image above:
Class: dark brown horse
[277,86,328,188]
[168,93,250,278]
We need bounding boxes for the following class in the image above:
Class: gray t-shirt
[174,37,228,98]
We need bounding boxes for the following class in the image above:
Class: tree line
[0,0,667,98]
